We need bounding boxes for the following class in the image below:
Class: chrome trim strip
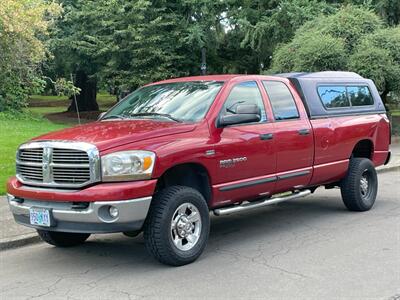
[218,169,311,192]
[310,110,386,119]
[218,176,277,192]
[277,170,310,180]
[16,160,43,167]
[42,147,52,183]
[18,185,80,193]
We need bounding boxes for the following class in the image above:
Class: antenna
[70,73,81,125]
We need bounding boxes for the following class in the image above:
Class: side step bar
[213,189,311,216]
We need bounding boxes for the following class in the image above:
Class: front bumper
[7,194,152,233]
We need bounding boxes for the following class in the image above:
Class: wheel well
[156,163,212,205]
[351,140,373,159]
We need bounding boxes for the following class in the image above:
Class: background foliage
[1,0,399,112]
[270,5,400,103]
[0,0,61,111]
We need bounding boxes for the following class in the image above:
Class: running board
[213,190,311,216]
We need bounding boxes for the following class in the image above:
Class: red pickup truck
[7,72,391,266]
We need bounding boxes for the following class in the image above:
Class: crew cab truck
[6,72,391,266]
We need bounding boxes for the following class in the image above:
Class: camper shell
[277,71,386,119]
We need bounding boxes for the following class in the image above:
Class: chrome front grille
[16,141,100,188]
[19,148,43,163]
[53,166,91,184]
[52,148,90,164]
[17,164,43,182]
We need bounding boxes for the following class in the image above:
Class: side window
[222,81,267,122]
[317,86,349,108]
[262,81,299,120]
[347,86,374,106]
[317,85,374,109]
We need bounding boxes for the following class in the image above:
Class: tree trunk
[68,70,99,112]
[380,90,389,111]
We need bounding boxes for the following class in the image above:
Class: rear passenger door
[262,80,314,192]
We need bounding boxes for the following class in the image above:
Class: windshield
[103,81,224,123]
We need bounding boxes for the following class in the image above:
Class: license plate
[29,207,51,227]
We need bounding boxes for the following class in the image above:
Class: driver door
[212,81,277,204]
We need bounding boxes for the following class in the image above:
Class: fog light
[109,206,119,218]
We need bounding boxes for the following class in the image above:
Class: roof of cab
[147,74,289,86]
[149,71,364,86]
[276,71,364,79]
[148,75,241,85]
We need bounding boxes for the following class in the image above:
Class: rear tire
[143,186,210,266]
[37,230,90,247]
[340,158,378,211]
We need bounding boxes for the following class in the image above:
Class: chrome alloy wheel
[171,203,202,251]
[360,169,371,199]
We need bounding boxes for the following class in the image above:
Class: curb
[0,164,398,251]
[376,165,400,174]
[0,233,41,251]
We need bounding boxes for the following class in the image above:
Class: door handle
[260,133,273,140]
[298,129,310,136]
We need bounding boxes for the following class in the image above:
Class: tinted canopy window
[347,86,373,106]
[317,86,349,108]
[262,81,299,120]
[318,85,374,109]
[222,81,267,122]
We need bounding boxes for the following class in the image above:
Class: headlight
[101,150,156,182]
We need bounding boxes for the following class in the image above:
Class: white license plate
[29,207,51,227]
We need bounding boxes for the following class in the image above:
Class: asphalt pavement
[1,142,399,250]
[0,170,399,299]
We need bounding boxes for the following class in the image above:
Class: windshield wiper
[101,115,127,120]
[128,112,183,123]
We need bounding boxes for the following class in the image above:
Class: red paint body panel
[7,75,391,208]
[33,120,196,152]
[7,176,157,202]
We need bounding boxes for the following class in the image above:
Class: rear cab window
[317,85,374,109]
[262,81,299,121]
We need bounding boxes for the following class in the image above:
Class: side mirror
[218,104,261,127]
[98,112,106,120]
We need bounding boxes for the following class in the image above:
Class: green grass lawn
[0,114,68,195]
[29,94,67,102]
[26,106,66,115]
[390,110,400,117]
[29,92,117,110]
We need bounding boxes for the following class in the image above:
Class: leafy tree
[375,0,400,26]
[297,5,383,51]
[271,5,399,104]
[0,0,61,111]
[270,32,347,72]
[349,27,400,102]
[45,0,398,112]
[48,0,107,111]
[237,0,334,71]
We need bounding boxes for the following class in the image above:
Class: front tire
[37,230,90,247]
[143,186,210,266]
[340,158,378,211]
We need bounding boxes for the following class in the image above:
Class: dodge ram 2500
[7,71,391,266]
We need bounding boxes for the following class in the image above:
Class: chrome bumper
[7,194,152,233]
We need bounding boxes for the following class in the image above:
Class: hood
[32,120,197,151]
